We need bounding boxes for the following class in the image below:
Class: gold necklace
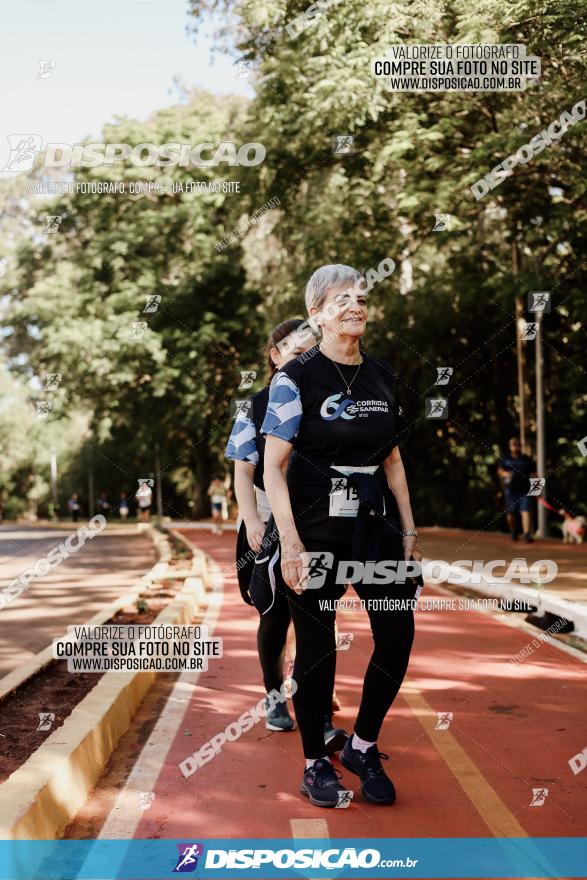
[321,348,363,396]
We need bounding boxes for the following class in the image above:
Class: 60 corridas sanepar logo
[320,393,356,420]
[1,137,266,173]
[320,394,390,421]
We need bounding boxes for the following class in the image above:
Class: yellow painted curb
[0,525,211,839]
[0,575,205,840]
[167,528,209,584]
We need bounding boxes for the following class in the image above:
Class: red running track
[118,528,586,843]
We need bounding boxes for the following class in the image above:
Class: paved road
[0,523,156,678]
[66,526,586,849]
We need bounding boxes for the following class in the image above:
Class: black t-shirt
[500,453,535,495]
[261,347,408,542]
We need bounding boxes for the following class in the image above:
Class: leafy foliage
[1,0,586,526]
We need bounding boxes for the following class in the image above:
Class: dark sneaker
[511,531,519,542]
[522,532,534,543]
[324,715,349,755]
[340,739,396,805]
[265,699,295,731]
[300,758,347,807]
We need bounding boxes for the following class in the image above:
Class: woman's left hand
[402,535,422,563]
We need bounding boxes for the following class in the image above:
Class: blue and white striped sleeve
[225,412,259,466]
[261,372,302,442]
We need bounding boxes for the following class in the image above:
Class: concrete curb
[0,527,209,840]
[424,559,587,640]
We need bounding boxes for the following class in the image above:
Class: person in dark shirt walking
[261,264,421,809]
[498,437,537,542]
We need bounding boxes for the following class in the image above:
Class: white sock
[352,733,376,753]
[305,756,329,768]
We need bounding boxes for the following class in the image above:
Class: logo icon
[236,60,254,78]
[335,790,354,808]
[332,134,354,155]
[238,370,257,390]
[230,399,252,420]
[44,215,62,234]
[138,791,155,810]
[528,291,551,313]
[173,843,204,873]
[435,712,453,730]
[143,295,161,313]
[433,213,452,231]
[521,322,538,341]
[527,477,545,497]
[37,60,56,79]
[434,367,453,386]
[33,400,52,420]
[2,134,42,172]
[320,393,356,421]
[530,787,548,806]
[336,632,354,651]
[37,712,55,731]
[301,551,334,589]
[130,321,148,340]
[44,373,62,392]
[425,398,448,419]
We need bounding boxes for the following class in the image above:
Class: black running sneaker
[265,699,295,731]
[300,758,347,808]
[324,715,349,755]
[340,739,396,805]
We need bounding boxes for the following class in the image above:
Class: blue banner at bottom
[0,838,585,879]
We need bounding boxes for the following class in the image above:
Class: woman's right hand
[280,530,307,594]
[245,516,266,554]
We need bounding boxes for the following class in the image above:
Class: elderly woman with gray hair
[260,264,421,808]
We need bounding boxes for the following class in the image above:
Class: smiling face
[311,282,369,341]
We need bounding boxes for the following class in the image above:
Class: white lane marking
[96,557,224,839]
[289,819,329,838]
[290,818,341,880]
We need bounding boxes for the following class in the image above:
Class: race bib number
[329,477,359,517]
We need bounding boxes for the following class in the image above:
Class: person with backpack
[226,319,348,753]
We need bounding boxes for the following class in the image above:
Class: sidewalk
[420,527,587,604]
[0,523,156,678]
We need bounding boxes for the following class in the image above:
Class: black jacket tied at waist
[345,469,402,564]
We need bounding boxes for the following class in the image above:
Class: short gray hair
[305,264,363,313]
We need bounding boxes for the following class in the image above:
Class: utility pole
[535,309,547,538]
[50,448,58,518]
[515,300,527,450]
[512,242,529,449]
[155,444,163,520]
[88,446,94,517]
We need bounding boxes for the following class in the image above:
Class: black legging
[257,586,291,693]
[279,539,415,758]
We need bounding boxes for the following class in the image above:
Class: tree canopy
[1,0,585,526]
